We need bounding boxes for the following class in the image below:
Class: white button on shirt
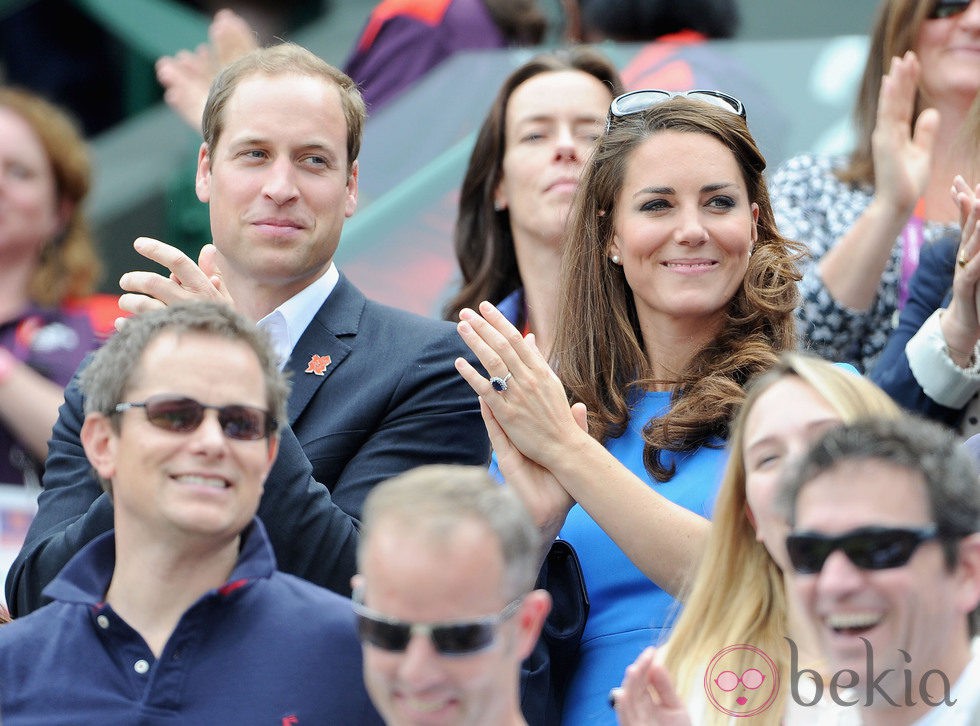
[134,659,149,675]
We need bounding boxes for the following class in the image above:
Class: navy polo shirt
[0,519,383,725]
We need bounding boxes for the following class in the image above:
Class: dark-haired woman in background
[443,47,624,357]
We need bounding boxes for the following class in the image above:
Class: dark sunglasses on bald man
[930,0,972,19]
[785,525,939,575]
[351,588,523,656]
[606,89,746,132]
[114,394,276,441]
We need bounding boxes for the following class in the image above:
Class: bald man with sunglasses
[780,416,980,726]
[354,465,552,726]
[0,303,383,723]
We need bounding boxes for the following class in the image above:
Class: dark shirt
[0,519,383,725]
[0,305,98,486]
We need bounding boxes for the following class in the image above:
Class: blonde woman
[614,353,901,725]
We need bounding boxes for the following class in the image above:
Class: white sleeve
[906,309,980,409]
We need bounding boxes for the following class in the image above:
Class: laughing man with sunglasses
[0,303,383,724]
[780,416,980,725]
[353,465,552,726]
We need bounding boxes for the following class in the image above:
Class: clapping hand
[612,647,692,726]
[116,238,234,328]
[942,176,980,364]
[871,51,939,217]
[454,302,590,540]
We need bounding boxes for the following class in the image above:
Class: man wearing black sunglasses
[780,416,980,725]
[353,465,552,726]
[0,303,382,723]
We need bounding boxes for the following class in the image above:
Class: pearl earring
[611,255,621,265]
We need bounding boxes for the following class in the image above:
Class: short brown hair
[201,42,365,174]
[359,465,541,600]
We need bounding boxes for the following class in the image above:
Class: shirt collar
[257,264,339,369]
[42,518,278,606]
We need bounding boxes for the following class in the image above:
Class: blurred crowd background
[0,0,876,316]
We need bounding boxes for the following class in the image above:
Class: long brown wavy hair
[1,87,101,306]
[442,47,624,322]
[837,0,937,187]
[551,97,804,482]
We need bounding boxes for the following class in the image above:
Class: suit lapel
[284,275,365,425]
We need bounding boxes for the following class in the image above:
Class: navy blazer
[283,274,490,520]
[6,275,490,616]
[870,234,965,427]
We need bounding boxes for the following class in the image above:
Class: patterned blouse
[770,153,957,373]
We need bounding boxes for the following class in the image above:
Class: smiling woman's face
[608,129,757,333]
[0,107,63,259]
[914,0,980,108]
[741,376,842,570]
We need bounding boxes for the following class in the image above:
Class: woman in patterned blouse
[769,0,979,372]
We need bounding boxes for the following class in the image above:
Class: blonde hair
[663,352,901,725]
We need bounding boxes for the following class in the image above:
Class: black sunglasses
[785,525,939,575]
[351,590,523,656]
[606,89,746,132]
[114,394,276,441]
[929,0,971,19]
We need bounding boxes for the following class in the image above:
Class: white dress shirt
[256,264,339,370]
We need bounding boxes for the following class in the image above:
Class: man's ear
[345,160,359,219]
[515,589,552,661]
[350,574,364,596]
[81,413,117,481]
[264,434,279,473]
[954,533,980,615]
[195,142,212,204]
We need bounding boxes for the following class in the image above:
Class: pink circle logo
[704,644,779,717]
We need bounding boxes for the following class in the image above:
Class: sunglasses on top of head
[114,393,276,441]
[351,588,524,656]
[929,0,972,19]
[605,89,746,132]
[785,524,939,575]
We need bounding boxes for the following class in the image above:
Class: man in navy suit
[6,43,489,615]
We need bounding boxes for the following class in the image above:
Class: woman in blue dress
[455,90,802,724]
